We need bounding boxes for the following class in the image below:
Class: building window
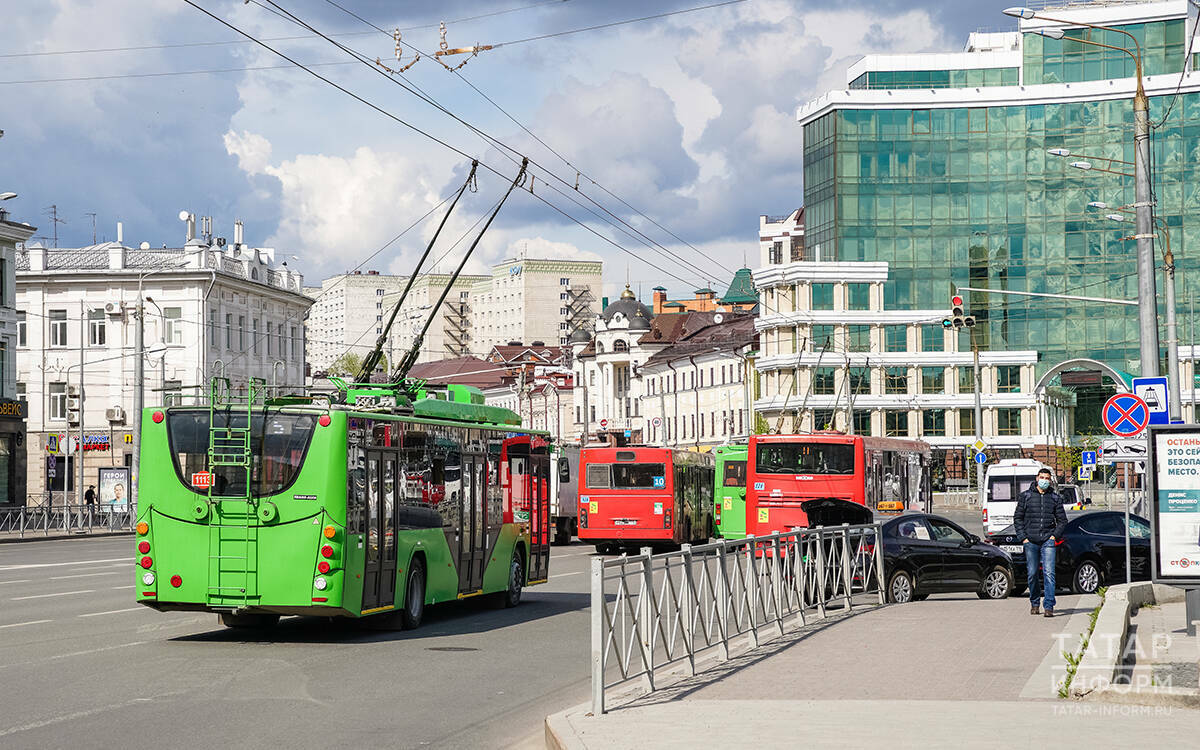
[885,411,909,437]
[590,405,596,422]
[238,316,246,351]
[997,408,1021,436]
[86,309,106,346]
[814,408,836,431]
[17,312,26,347]
[847,325,870,352]
[853,410,871,436]
[165,307,183,344]
[225,314,233,349]
[376,289,384,296]
[810,324,835,350]
[848,367,870,396]
[560,277,570,285]
[959,366,975,393]
[847,283,870,311]
[209,307,218,347]
[49,310,68,347]
[769,241,783,264]
[575,406,581,424]
[813,367,837,395]
[921,325,944,352]
[291,326,299,359]
[267,322,274,356]
[164,379,183,406]
[885,367,908,394]
[922,367,945,393]
[959,409,976,436]
[923,409,946,436]
[613,339,629,353]
[884,325,907,352]
[811,283,835,310]
[253,319,260,354]
[49,382,67,420]
[997,365,1021,393]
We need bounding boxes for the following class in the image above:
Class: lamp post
[1006,7,1161,384]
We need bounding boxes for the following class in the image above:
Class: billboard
[98,467,131,512]
[1149,425,1200,584]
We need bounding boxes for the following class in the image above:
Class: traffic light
[945,294,976,329]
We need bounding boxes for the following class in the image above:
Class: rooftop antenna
[84,212,97,244]
[44,204,66,247]
[354,160,479,385]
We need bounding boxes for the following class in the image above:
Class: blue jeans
[1024,540,1057,610]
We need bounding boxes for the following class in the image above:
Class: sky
[0,0,1009,300]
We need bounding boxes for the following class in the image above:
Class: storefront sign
[0,399,27,419]
[82,435,110,451]
[1149,426,1200,584]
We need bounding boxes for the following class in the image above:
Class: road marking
[0,557,129,572]
[11,589,95,601]
[0,580,32,586]
[0,620,50,630]
[78,607,143,618]
[553,571,584,579]
[111,585,135,590]
[49,572,121,581]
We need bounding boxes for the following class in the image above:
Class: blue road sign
[624,429,631,438]
[1081,450,1097,466]
[1103,393,1150,437]
[1132,376,1170,425]
[974,452,987,464]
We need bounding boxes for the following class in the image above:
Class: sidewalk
[545,592,1200,748]
[0,528,133,544]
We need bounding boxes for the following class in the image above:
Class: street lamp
[1006,6,1160,383]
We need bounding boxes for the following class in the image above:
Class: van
[982,459,1049,533]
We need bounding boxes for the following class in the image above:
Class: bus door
[527,453,551,582]
[458,455,486,593]
[363,452,382,610]
[363,450,398,610]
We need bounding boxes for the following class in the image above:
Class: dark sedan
[986,511,1151,595]
[880,513,1015,603]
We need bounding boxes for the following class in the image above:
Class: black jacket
[1014,484,1067,544]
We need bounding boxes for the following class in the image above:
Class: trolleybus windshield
[585,463,667,489]
[166,409,317,496]
[755,443,855,475]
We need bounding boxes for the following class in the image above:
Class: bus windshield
[723,460,747,487]
[586,463,666,489]
[755,442,855,475]
[167,409,317,496]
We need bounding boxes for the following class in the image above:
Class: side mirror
[963,534,978,546]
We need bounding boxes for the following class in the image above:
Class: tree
[326,352,389,380]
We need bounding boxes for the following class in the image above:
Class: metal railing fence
[590,522,884,714]
[0,505,136,538]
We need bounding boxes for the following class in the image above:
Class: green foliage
[754,413,771,435]
[326,352,389,379]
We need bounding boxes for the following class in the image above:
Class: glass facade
[1023,20,1184,84]
[802,42,1200,374]
[850,68,1018,90]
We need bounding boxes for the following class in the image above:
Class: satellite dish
[713,313,724,324]
[178,210,190,221]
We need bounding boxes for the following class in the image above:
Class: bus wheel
[219,613,279,629]
[401,558,426,630]
[502,552,524,608]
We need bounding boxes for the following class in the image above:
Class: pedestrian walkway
[544,592,1200,748]
[0,528,133,544]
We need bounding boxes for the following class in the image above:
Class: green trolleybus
[714,445,748,539]
[134,379,551,629]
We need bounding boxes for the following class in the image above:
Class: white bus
[982,458,1050,534]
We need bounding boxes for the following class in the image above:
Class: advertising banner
[98,467,131,512]
[1150,426,1200,584]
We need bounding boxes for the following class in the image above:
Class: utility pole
[78,304,85,507]
[974,344,984,507]
[1131,61,1161,386]
[132,288,145,510]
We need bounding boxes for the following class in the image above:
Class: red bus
[746,433,931,537]
[577,447,715,553]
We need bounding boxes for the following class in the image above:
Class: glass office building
[798,0,1200,380]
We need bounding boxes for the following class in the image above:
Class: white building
[0,209,34,507]
[384,272,487,368]
[16,225,310,500]
[470,257,602,351]
[305,270,409,373]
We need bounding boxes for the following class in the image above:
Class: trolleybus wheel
[401,558,426,630]
[219,612,280,629]
[503,551,524,608]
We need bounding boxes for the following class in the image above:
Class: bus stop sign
[1103,393,1149,437]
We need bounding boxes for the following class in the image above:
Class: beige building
[304,270,409,374]
[470,257,602,351]
[383,273,488,367]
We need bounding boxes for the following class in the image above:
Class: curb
[1072,581,1185,699]
[0,530,134,545]
[544,709,578,750]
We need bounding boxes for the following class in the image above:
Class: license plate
[1001,545,1023,554]
[614,519,637,526]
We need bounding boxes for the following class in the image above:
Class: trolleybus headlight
[320,545,334,558]
[141,572,155,586]
[317,561,331,574]
[313,577,328,591]
[139,556,153,569]
[138,541,150,554]
[151,410,164,424]
[136,522,149,535]
[170,575,182,588]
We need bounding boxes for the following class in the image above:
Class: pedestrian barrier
[0,505,135,538]
[590,522,884,715]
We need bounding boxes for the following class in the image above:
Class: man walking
[1014,467,1068,617]
[84,484,96,507]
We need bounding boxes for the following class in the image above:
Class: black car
[986,511,1151,595]
[880,513,1015,603]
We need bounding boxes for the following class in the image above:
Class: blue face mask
[1037,478,1051,490]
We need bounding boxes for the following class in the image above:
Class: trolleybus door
[379,453,397,608]
[363,450,399,610]
[363,453,382,609]
[458,455,486,593]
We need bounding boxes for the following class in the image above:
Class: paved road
[0,536,596,749]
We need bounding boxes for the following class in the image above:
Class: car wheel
[400,558,426,630]
[888,570,914,604]
[978,566,1014,600]
[1072,560,1102,595]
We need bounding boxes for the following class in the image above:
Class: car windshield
[755,442,855,475]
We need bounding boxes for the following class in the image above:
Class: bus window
[586,464,611,489]
[755,443,855,475]
[611,463,666,489]
[723,460,746,487]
